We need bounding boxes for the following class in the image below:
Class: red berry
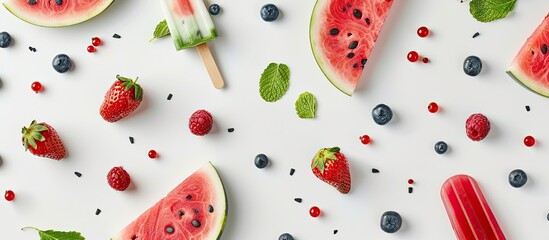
[360,135,371,144]
[31,81,43,93]
[189,110,213,136]
[524,136,535,147]
[4,190,15,201]
[309,206,321,218]
[91,37,102,46]
[408,179,414,184]
[422,57,429,63]
[407,51,419,62]
[465,113,490,141]
[107,166,131,191]
[417,26,429,37]
[428,102,439,113]
[87,45,96,53]
[148,150,158,159]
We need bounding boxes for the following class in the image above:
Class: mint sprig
[22,226,85,240]
[150,20,170,42]
[295,92,316,119]
[259,63,290,102]
[469,0,517,22]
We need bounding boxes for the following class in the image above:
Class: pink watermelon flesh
[507,13,549,97]
[3,0,114,27]
[310,0,394,96]
[111,162,227,240]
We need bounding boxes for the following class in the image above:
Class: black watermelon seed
[186,195,192,200]
[334,230,338,234]
[408,187,413,193]
[372,168,380,173]
[349,41,358,49]
[129,136,134,144]
[28,0,36,4]
[329,28,339,35]
[531,50,535,55]
[191,220,201,228]
[347,53,355,58]
[228,128,235,132]
[289,168,295,176]
[542,44,547,55]
[353,63,358,68]
[342,7,346,12]
[365,18,371,25]
[294,198,302,203]
[361,58,367,65]
[167,93,173,100]
[193,209,199,214]
[55,0,62,5]
[347,33,352,37]
[113,33,121,39]
[74,171,82,177]
[131,235,137,240]
[29,46,36,52]
[208,205,214,213]
[526,105,531,111]
[353,9,362,18]
[95,208,101,215]
[472,32,480,38]
[165,226,175,234]
[360,65,364,69]
[178,211,184,216]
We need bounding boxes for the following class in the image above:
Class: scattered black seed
[290,168,295,176]
[472,32,480,38]
[365,18,371,25]
[542,44,547,55]
[294,198,302,203]
[526,105,531,111]
[178,211,184,216]
[353,9,362,18]
[131,235,137,240]
[186,195,192,200]
[74,171,82,177]
[165,226,174,234]
[55,0,62,5]
[360,65,364,69]
[547,212,549,221]
[342,7,346,12]
[361,58,367,65]
[95,208,101,215]
[208,205,214,213]
[28,0,36,5]
[28,46,36,52]
[334,230,338,234]
[167,93,173,100]
[408,187,413,193]
[347,53,355,58]
[228,128,234,133]
[193,209,199,214]
[372,168,380,173]
[532,50,535,55]
[353,63,358,68]
[113,33,121,39]
[129,136,134,144]
[329,28,339,35]
[191,219,201,228]
[348,41,358,49]
[347,33,352,37]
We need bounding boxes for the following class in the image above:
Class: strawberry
[22,120,66,160]
[311,147,351,194]
[100,75,143,123]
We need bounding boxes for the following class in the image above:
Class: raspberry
[107,166,131,191]
[189,110,213,136]
[465,113,490,141]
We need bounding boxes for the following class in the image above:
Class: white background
[1,0,549,239]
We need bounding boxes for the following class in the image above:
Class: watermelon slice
[111,162,227,240]
[3,0,114,27]
[310,0,394,96]
[507,13,549,97]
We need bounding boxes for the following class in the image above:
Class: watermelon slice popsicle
[441,174,506,240]
[160,0,224,89]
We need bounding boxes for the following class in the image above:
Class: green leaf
[469,0,517,22]
[22,226,85,240]
[295,92,316,119]
[259,63,290,102]
[150,20,170,42]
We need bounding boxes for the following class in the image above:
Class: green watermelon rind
[506,64,549,98]
[309,0,355,96]
[2,0,115,28]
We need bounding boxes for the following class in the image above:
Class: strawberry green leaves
[259,63,290,102]
[22,120,47,150]
[295,92,316,118]
[150,20,170,42]
[469,0,517,22]
[21,226,85,240]
[116,75,143,101]
[311,147,340,173]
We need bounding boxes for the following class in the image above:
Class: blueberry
[463,56,482,76]
[52,54,72,73]
[508,169,527,188]
[372,104,393,125]
[0,32,12,48]
[434,141,448,154]
[208,4,221,15]
[278,233,294,240]
[260,4,279,22]
[254,154,269,169]
[380,211,402,233]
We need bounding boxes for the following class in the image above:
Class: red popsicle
[441,174,506,240]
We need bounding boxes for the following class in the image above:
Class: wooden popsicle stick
[196,43,224,89]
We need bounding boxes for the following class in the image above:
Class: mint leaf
[295,92,316,118]
[150,20,170,42]
[22,226,85,240]
[259,63,290,102]
[469,0,517,22]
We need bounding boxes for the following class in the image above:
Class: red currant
[91,37,102,46]
[31,81,43,93]
[360,135,371,144]
[4,190,15,201]
[422,57,429,63]
[309,206,321,218]
[408,179,414,184]
[417,26,429,38]
[407,51,419,62]
[87,45,96,53]
[428,102,439,113]
[524,136,535,147]
[148,150,158,159]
